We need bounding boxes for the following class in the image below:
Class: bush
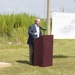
[0,13,46,43]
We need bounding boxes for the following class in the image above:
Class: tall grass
[0,13,46,43]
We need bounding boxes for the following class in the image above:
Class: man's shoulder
[29,24,35,28]
[31,24,35,27]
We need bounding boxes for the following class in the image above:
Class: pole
[44,0,46,21]
[46,0,51,35]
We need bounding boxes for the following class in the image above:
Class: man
[27,18,43,65]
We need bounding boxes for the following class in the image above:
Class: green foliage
[0,13,46,43]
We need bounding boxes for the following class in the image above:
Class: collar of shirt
[35,24,39,27]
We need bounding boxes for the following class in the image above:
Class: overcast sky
[0,0,75,18]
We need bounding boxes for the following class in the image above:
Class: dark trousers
[29,45,34,65]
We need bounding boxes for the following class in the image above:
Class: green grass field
[0,39,75,75]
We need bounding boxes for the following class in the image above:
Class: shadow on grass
[16,60,30,65]
[53,55,70,58]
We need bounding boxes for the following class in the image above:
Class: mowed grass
[0,39,75,75]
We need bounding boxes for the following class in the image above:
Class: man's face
[35,19,40,25]
[36,20,40,25]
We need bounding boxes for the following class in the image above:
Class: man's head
[35,18,40,26]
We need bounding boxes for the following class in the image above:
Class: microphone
[40,26,47,30]
[40,26,47,35]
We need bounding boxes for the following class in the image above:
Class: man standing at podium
[27,18,42,65]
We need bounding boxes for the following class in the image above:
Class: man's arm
[28,26,37,38]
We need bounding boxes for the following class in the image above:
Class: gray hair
[35,18,40,22]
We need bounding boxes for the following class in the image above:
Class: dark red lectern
[33,35,53,67]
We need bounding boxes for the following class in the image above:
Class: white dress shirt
[35,24,40,38]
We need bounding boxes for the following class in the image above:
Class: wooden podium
[33,35,53,67]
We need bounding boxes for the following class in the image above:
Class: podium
[33,35,53,67]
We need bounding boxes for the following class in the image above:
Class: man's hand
[34,32,37,35]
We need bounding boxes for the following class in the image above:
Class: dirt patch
[0,62,11,68]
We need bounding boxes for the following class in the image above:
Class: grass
[0,39,75,75]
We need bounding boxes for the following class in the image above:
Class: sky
[0,0,75,18]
